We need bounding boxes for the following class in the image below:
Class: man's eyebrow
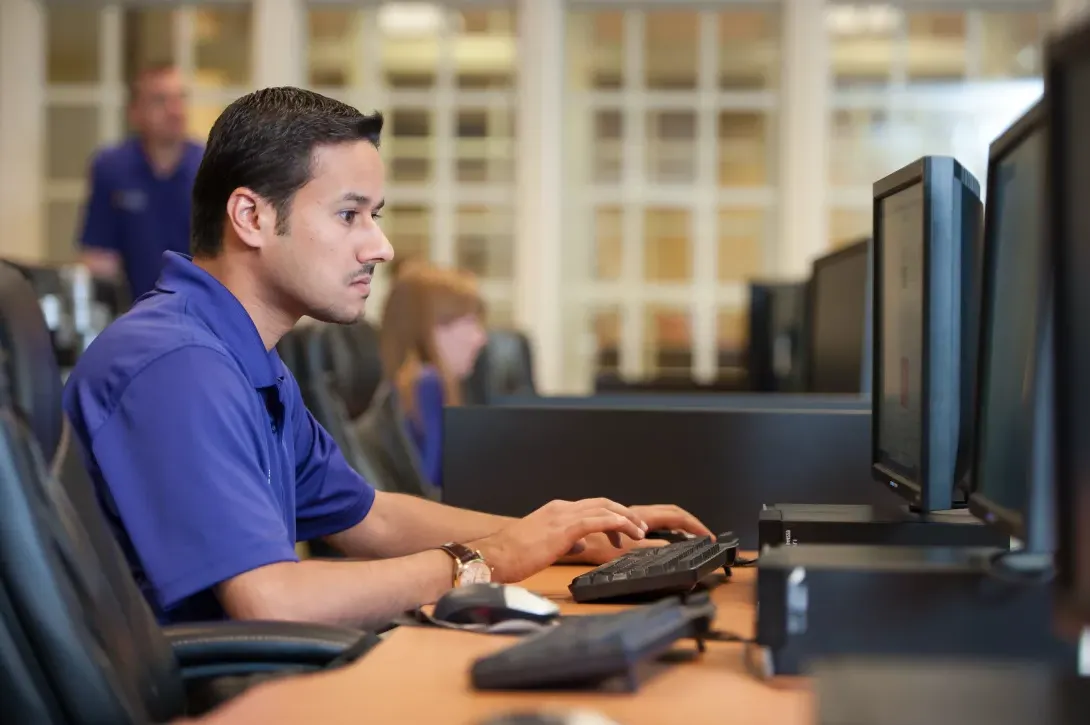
[339,192,374,205]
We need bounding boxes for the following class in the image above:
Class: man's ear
[225,187,272,251]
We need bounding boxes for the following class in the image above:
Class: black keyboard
[568,533,740,603]
[470,595,716,691]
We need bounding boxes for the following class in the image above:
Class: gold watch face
[461,559,492,585]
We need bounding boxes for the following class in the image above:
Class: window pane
[592,110,622,184]
[719,112,773,186]
[456,205,515,280]
[594,207,622,281]
[718,308,748,362]
[829,108,899,188]
[47,7,100,83]
[828,4,899,89]
[194,7,252,87]
[380,5,439,89]
[307,9,361,88]
[718,10,780,90]
[830,208,872,249]
[454,8,516,90]
[388,109,433,184]
[568,12,624,90]
[456,107,515,184]
[644,307,691,376]
[980,12,1044,80]
[384,204,432,262]
[717,209,766,283]
[47,106,99,182]
[906,11,966,84]
[593,307,622,374]
[643,209,691,283]
[646,111,697,184]
[485,297,514,329]
[123,9,175,85]
[188,104,226,141]
[645,11,698,90]
[46,200,81,262]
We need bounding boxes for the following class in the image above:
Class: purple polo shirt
[78,137,204,300]
[62,251,375,624]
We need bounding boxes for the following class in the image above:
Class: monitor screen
[973,128,1045,526]
[810,242,869,394]
[876,183,925,485]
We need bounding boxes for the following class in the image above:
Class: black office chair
[0,261,380,722]
[465,329,537,405]
[354,382,441,501]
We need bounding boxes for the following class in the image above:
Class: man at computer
[62,87,712,629]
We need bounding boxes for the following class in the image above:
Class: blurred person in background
[77,64,204,301]
[379,265,488,488]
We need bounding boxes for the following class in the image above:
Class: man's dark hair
[190,87,383,257]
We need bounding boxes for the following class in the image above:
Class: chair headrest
[326,322,383,420]
[0,261,64,463]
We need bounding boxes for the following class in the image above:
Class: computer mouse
[433,582,560,626]
[479,710,623,725]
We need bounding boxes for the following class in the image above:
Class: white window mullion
[619,8,645,381]
[432,22,456,268]
[175,7,196,81]
[100,5,123,144]
[692,10,719,384]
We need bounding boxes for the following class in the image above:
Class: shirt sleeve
[87,346,299,613]
[411,370,446,488]
[289,376,376,542]
[78,154,120,252]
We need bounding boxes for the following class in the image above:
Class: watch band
[438,542,487,587]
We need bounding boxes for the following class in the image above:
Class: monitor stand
[757,502,1009,551]
[813,657,1090,725]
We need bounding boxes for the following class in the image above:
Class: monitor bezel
[871,156,980,512]
[1045,20,1090,630]
[967,99,1051,547]
[806,238,870,395]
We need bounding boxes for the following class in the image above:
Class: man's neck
[141,138,185,178]
[193,254,298,351]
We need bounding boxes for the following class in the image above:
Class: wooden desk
[193,564,813,725]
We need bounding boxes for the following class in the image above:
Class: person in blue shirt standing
[77,64,204,301]
[62,87,713,628]
[379,264,488,489]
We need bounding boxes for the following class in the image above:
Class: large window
[563,4,781,392]
[306,2,518,324]
[44,2,253,262]
[827,2,1049,249]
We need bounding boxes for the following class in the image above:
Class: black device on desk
[568,532,739,603]
[759,155,1007,551]
[471,594,716,691]
[754,104,1078,677]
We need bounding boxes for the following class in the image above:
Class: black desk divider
[491,392,868,411]
[442,404,894,549]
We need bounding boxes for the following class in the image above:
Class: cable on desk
[704,629,754,644]
[734,555,759,568]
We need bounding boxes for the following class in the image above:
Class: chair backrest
[355,383,441,501]
[465,329,537,405]
[327,321,383,420]
[0,407,186,724]
[0,261,64,464]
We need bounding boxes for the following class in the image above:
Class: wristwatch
[438,542,492,587]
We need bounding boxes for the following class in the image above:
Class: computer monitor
[747,281,808,392]
[871,156,983,512]
[807,238,872,395]
[967,101,1054,563]
[1045,24,1090,630]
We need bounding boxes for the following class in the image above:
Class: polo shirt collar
[155,251,283,389]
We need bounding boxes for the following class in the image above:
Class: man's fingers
[575,498,648,532]
[606,530,624,548]
[568,513,645,545]
[639,505,713,538]
[566,538,587,556]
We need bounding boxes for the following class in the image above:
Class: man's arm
[77,154,122,279]
[219,497,649,627]
[326,491,511,559]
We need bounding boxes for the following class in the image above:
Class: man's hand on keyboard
[469,498,648,583]
[564,505,714,566]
